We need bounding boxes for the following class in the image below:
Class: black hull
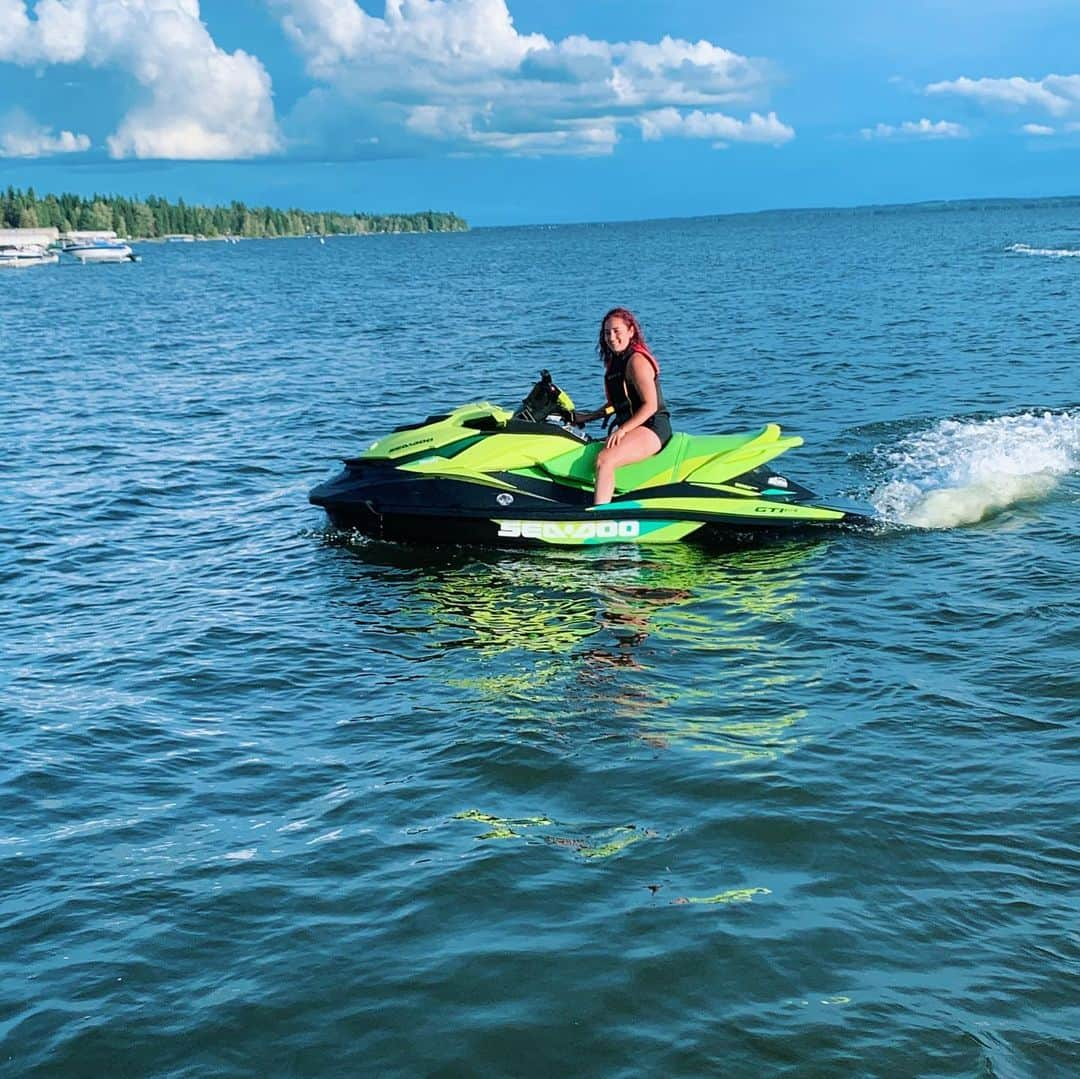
[309,462,876,549]
[314,502,872,550]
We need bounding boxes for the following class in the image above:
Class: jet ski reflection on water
[309,371,875,547]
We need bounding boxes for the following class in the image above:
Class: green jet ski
[309,371,875,547]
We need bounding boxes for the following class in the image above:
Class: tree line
[0,186,469,238]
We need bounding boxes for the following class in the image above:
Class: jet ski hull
[309,462,874,548]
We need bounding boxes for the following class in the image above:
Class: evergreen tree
[0,186,470,238]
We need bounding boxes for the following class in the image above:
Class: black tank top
[604,349,670,427]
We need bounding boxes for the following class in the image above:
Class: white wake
[1007,243,1080,258]
[870,410,1080,528]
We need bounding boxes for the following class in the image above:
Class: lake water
[3,205,1078,1076]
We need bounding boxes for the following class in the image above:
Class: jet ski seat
[540,429,772,492]
[539,434,686,491]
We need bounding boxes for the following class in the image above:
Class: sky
[1,0,1079,226]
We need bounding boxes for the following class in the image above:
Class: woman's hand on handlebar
[570,408,605,425]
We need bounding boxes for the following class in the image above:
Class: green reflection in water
[672,887,771,905]
[334,536,829,762]
[447,660,564,699]
[575,543,825,763]
[453,809,554,839]
[453,810,657,860]
[422,541,823,660]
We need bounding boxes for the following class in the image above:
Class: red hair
[597,307,658,369]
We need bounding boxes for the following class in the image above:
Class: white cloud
[0,0,280,159]
[860,118,969,140]
[403,103,618,156]
[271,0,792,157]
[638,107,793,146]
[472,121,619,156]
[926,74,1080,117]
[0,108,90,156]
[609,36,771,108]
[277,0,547,82]
[1021,123,1054,136]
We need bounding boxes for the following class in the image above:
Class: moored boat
[0,228,60,268]
[61,231,138,263]
[0,243,59,268]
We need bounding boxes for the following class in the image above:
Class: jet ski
[309,371,874,547]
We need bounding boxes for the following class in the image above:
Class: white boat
[65,240,137,263]
[0,243,59,268]
[0,227,60,267]
[63,240,136,263]
[61,230,138,263]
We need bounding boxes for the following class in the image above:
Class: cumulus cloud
[404,103,617,156]
[468,121,619,157]
[860,118,968,140]
[926,74,1080,117]
[0,108,90,156]
[638,107,793,147]
[271,0,792,157]
[0,0,280,159]
[277,0,548,83]
[1021,123,1054,136]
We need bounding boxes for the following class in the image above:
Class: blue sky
[2,0,1079,225]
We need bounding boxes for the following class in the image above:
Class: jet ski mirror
[513,369,575,424]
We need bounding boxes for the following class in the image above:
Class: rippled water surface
[3,206,1078,1076]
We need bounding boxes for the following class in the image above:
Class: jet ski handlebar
[513,369,577,424]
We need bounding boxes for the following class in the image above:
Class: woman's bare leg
[593,427,662,505]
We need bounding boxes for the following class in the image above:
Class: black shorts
[643,412,672,448]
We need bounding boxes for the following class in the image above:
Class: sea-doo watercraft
[309,371,873,547]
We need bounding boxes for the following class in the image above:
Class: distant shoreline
[740,192,1080,217]
[130,231,464,242]
[0,187,469,238]
[482,192,1080,231]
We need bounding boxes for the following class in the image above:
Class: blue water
[3,206,1078,1076]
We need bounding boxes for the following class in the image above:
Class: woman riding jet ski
[308,366,875,548]
[588,307,672,506]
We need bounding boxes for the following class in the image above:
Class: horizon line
[481,191,1080,231]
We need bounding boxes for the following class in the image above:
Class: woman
[589,307,672,505]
